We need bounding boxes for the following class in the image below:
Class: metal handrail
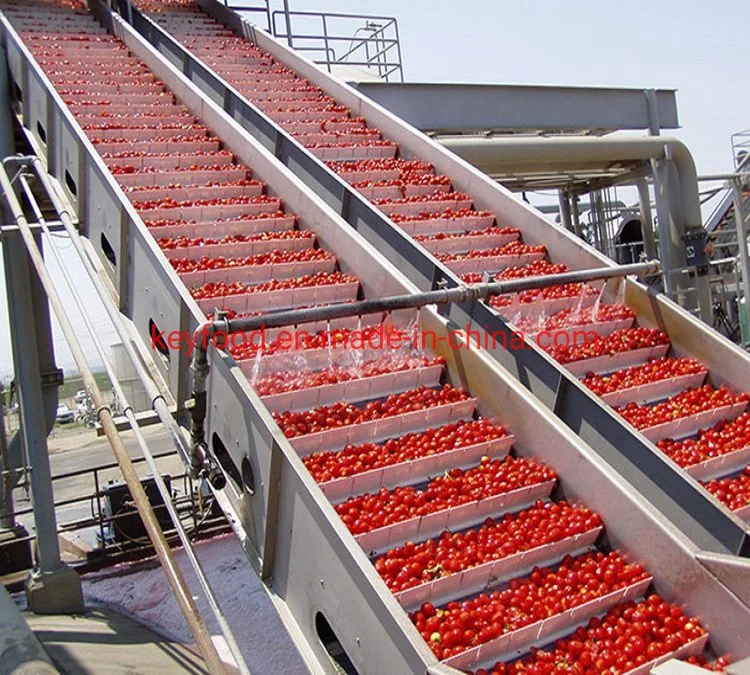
[270,9,404,82]
[222,0,270,32]
[0,445,227,555]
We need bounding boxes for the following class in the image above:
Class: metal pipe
[732,178,750,344]
[2,213,62,574]
[570,192,584,239]
[438,135,702,234]
[18,174,249,675]
[187,257,659,456]
[645,88,661,136]
[0,166,227,675]
[558,190,572,232]
[203,261,660,338]
[26,158,223,489]
[439,134,700,300]
[698,173,750,182]
[281,0,293,48]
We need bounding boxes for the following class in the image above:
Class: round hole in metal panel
[241,456,255,495]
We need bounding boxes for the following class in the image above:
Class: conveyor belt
[2,1,750,673]
[114,0,750,557]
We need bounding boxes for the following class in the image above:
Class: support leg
[4,230,82,613]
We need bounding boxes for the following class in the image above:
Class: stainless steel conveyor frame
[108,0,750,562]
[4,5,750,674]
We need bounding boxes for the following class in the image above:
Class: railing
[271,10,404,82]
[1,450,228,575]
[222,0,271,32]
[732,128,750,169]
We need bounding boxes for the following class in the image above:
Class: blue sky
[2,0,749,378]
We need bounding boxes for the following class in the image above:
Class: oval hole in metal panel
[314,612,359,675]
[148,318,170,362]
[100,232,116,267]
[212,432,242,491]
[241,456,255,495]
[64,169,78,197]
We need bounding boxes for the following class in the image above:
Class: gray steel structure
[4,2,750,672]
[351,82,679,136]
[111,0,750,563]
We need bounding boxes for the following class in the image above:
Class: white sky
[2,0,749,378]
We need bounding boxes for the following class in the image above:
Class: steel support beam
[558,189,573,232]
[0,381,12,529]
[3,231,61,574]
[733,178,750,339]
[637,179,658,260]
[352,83,679,134]
[570,193,584,238]
[0,50,15,163]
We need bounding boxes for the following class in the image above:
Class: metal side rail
[14,159,248,673]
[0,161,229,674]
[3,3,750,674]
[108,0,750,558]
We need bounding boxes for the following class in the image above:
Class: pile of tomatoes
[546,327,670,364]
[145,212,293,230]
[702,467,750,512]
[189,271,356,300]
[374,192,472,207]
[329,158,434,178]
[157,230,312,250]
[103,149,234,161]
[124,176,255,191]
[305,139,396,151]
[615,386,749,430]
[352,175,451,194]
[229,324,404,361]
[414,225,519,243]
[462,261,568,285]
[254,353,443,397]
[390,208,495,226]
[373,500,603,592]
[478,595,706,675]
[170,248,332,274]
[335,456,557,535]
[581,357,706,396]
[94,132,212,146]
[412,551,648,660]
[132,194,278,211]
[302,418,507,483]
[515,304,635,333]
[657,413,750,468]
[438,241,546,263]
[273,384,469,438]
[489,283,596,309]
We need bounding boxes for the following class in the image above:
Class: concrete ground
[24,609,209,675]
[81,534,308,674]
